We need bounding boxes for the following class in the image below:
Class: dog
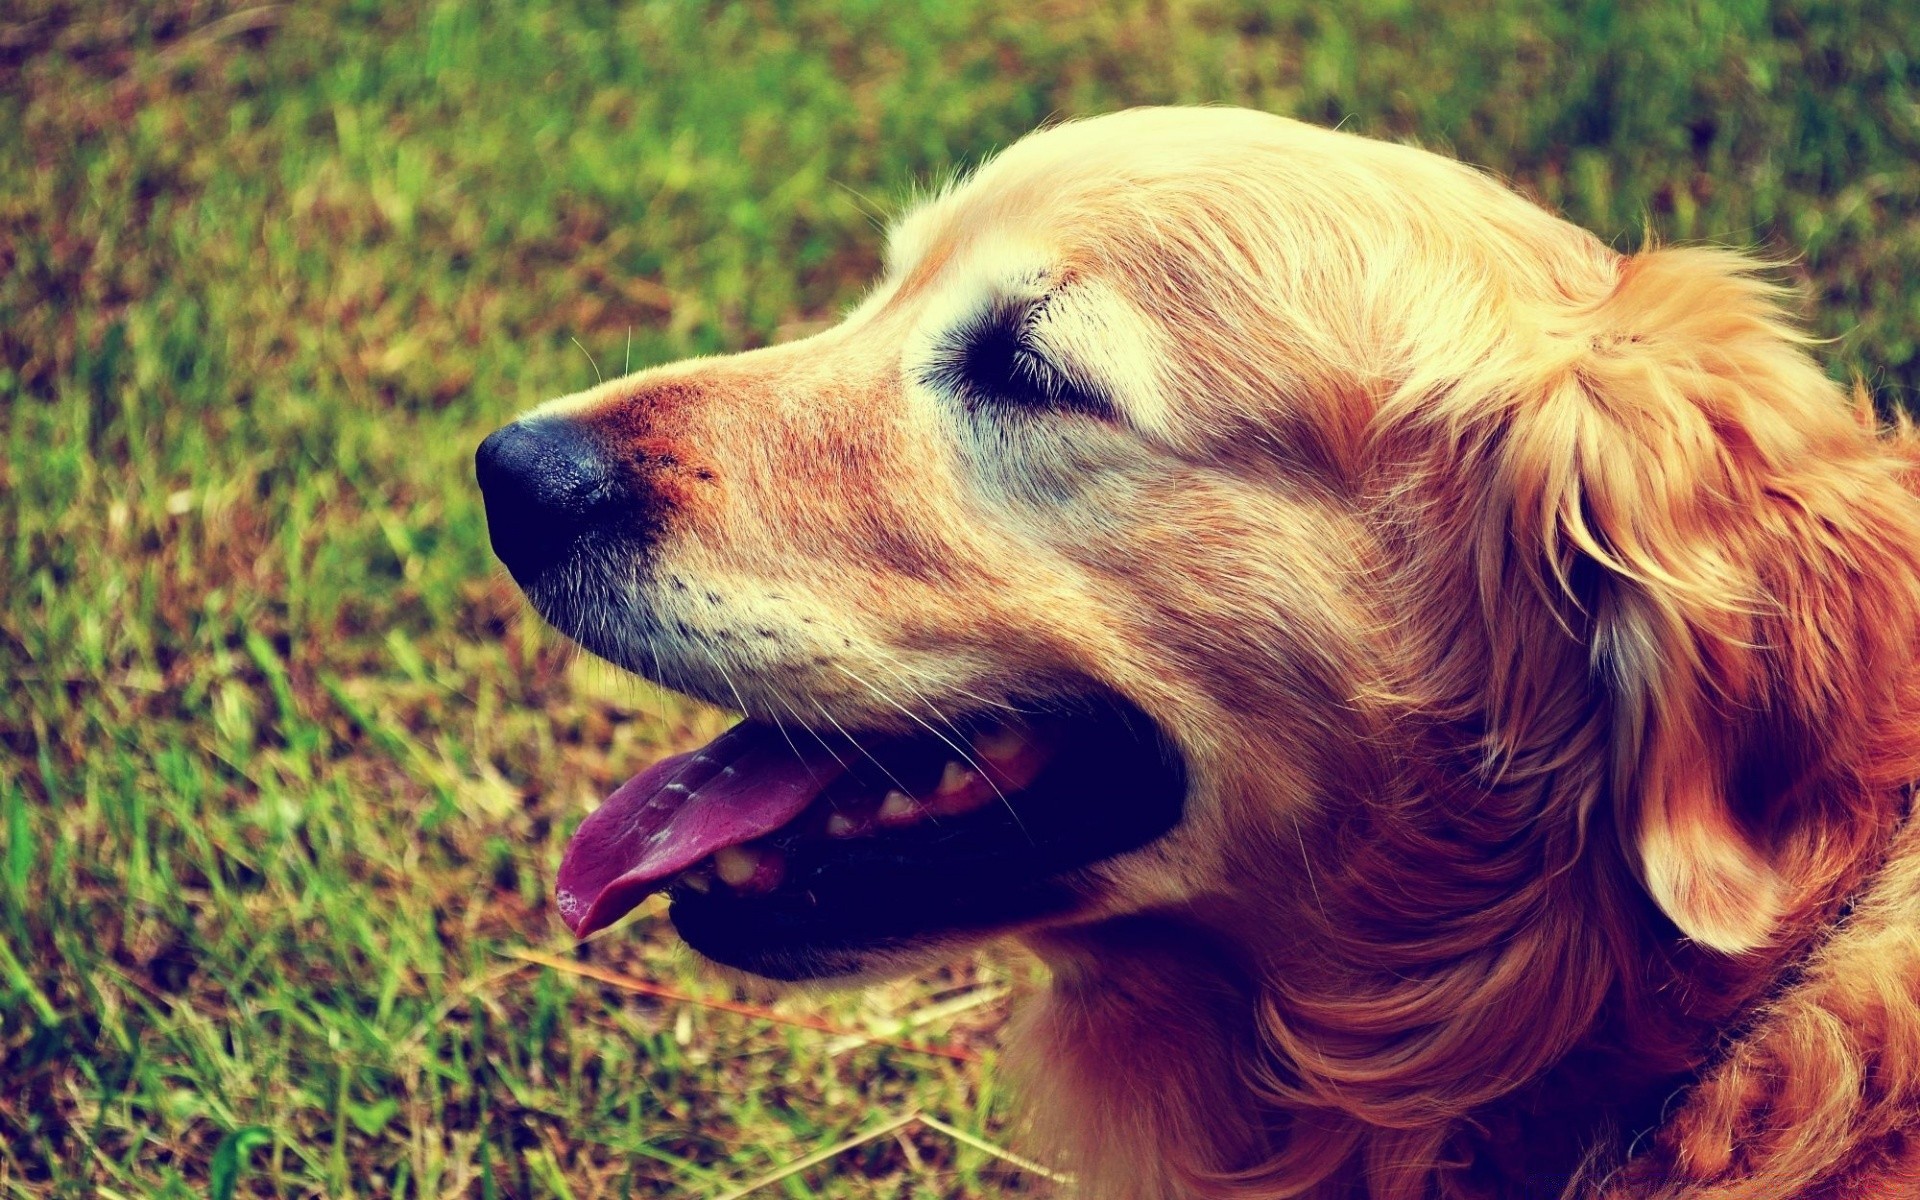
[476,107,1920,1198]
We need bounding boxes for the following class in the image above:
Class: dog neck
[1011,776,1916,1200]
[1012,916,1274,1200]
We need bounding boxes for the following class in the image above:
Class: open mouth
[555,696,1187,980]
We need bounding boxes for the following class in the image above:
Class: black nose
[475,418,616,583]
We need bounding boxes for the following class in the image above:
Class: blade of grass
[0,930,60,1027]
[709,1110,922,1200]
[916,1113,1071,1184]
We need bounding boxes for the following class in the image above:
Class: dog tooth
[878,789,921,824]
[713,846,762,887]
[972,725,1052,788]
[680,869,712,894]
[928,763,998,815]
[934,761,978,797]
[826,812,860,838]
[971,726,1027,767]
[712,845,786,892]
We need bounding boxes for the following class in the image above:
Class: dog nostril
[475,418,616,583]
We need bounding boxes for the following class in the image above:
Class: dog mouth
[555,695,1187,979]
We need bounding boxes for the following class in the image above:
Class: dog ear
[1484,247,1920,953]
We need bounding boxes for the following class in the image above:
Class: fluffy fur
[526,108,1920,1198]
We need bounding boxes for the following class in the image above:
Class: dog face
[478,109,1397,979]
[477,106,1913,992]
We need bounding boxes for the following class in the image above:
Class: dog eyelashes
[922,297,1114,420]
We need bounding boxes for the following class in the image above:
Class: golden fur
[536,108,1920,1197]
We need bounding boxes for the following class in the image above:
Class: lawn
[2,1,1917,1196]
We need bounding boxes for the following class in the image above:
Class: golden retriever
[475,107,1920,1198]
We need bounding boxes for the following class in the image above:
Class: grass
[2,0,1917,1195]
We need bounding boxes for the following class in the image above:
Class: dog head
[478,107,1920,1008]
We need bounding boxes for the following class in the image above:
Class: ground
[3,1,1918,1196]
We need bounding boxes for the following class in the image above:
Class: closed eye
[921,297,1114,419]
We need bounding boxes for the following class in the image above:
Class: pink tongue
[555,722,848,937]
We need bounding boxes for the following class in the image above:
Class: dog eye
[924,301,1113,419]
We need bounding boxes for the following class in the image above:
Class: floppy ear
[1486,247,1920,953]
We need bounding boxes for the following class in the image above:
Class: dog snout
[475,417,621,583]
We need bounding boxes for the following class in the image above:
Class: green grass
[2,1,1917,1195]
